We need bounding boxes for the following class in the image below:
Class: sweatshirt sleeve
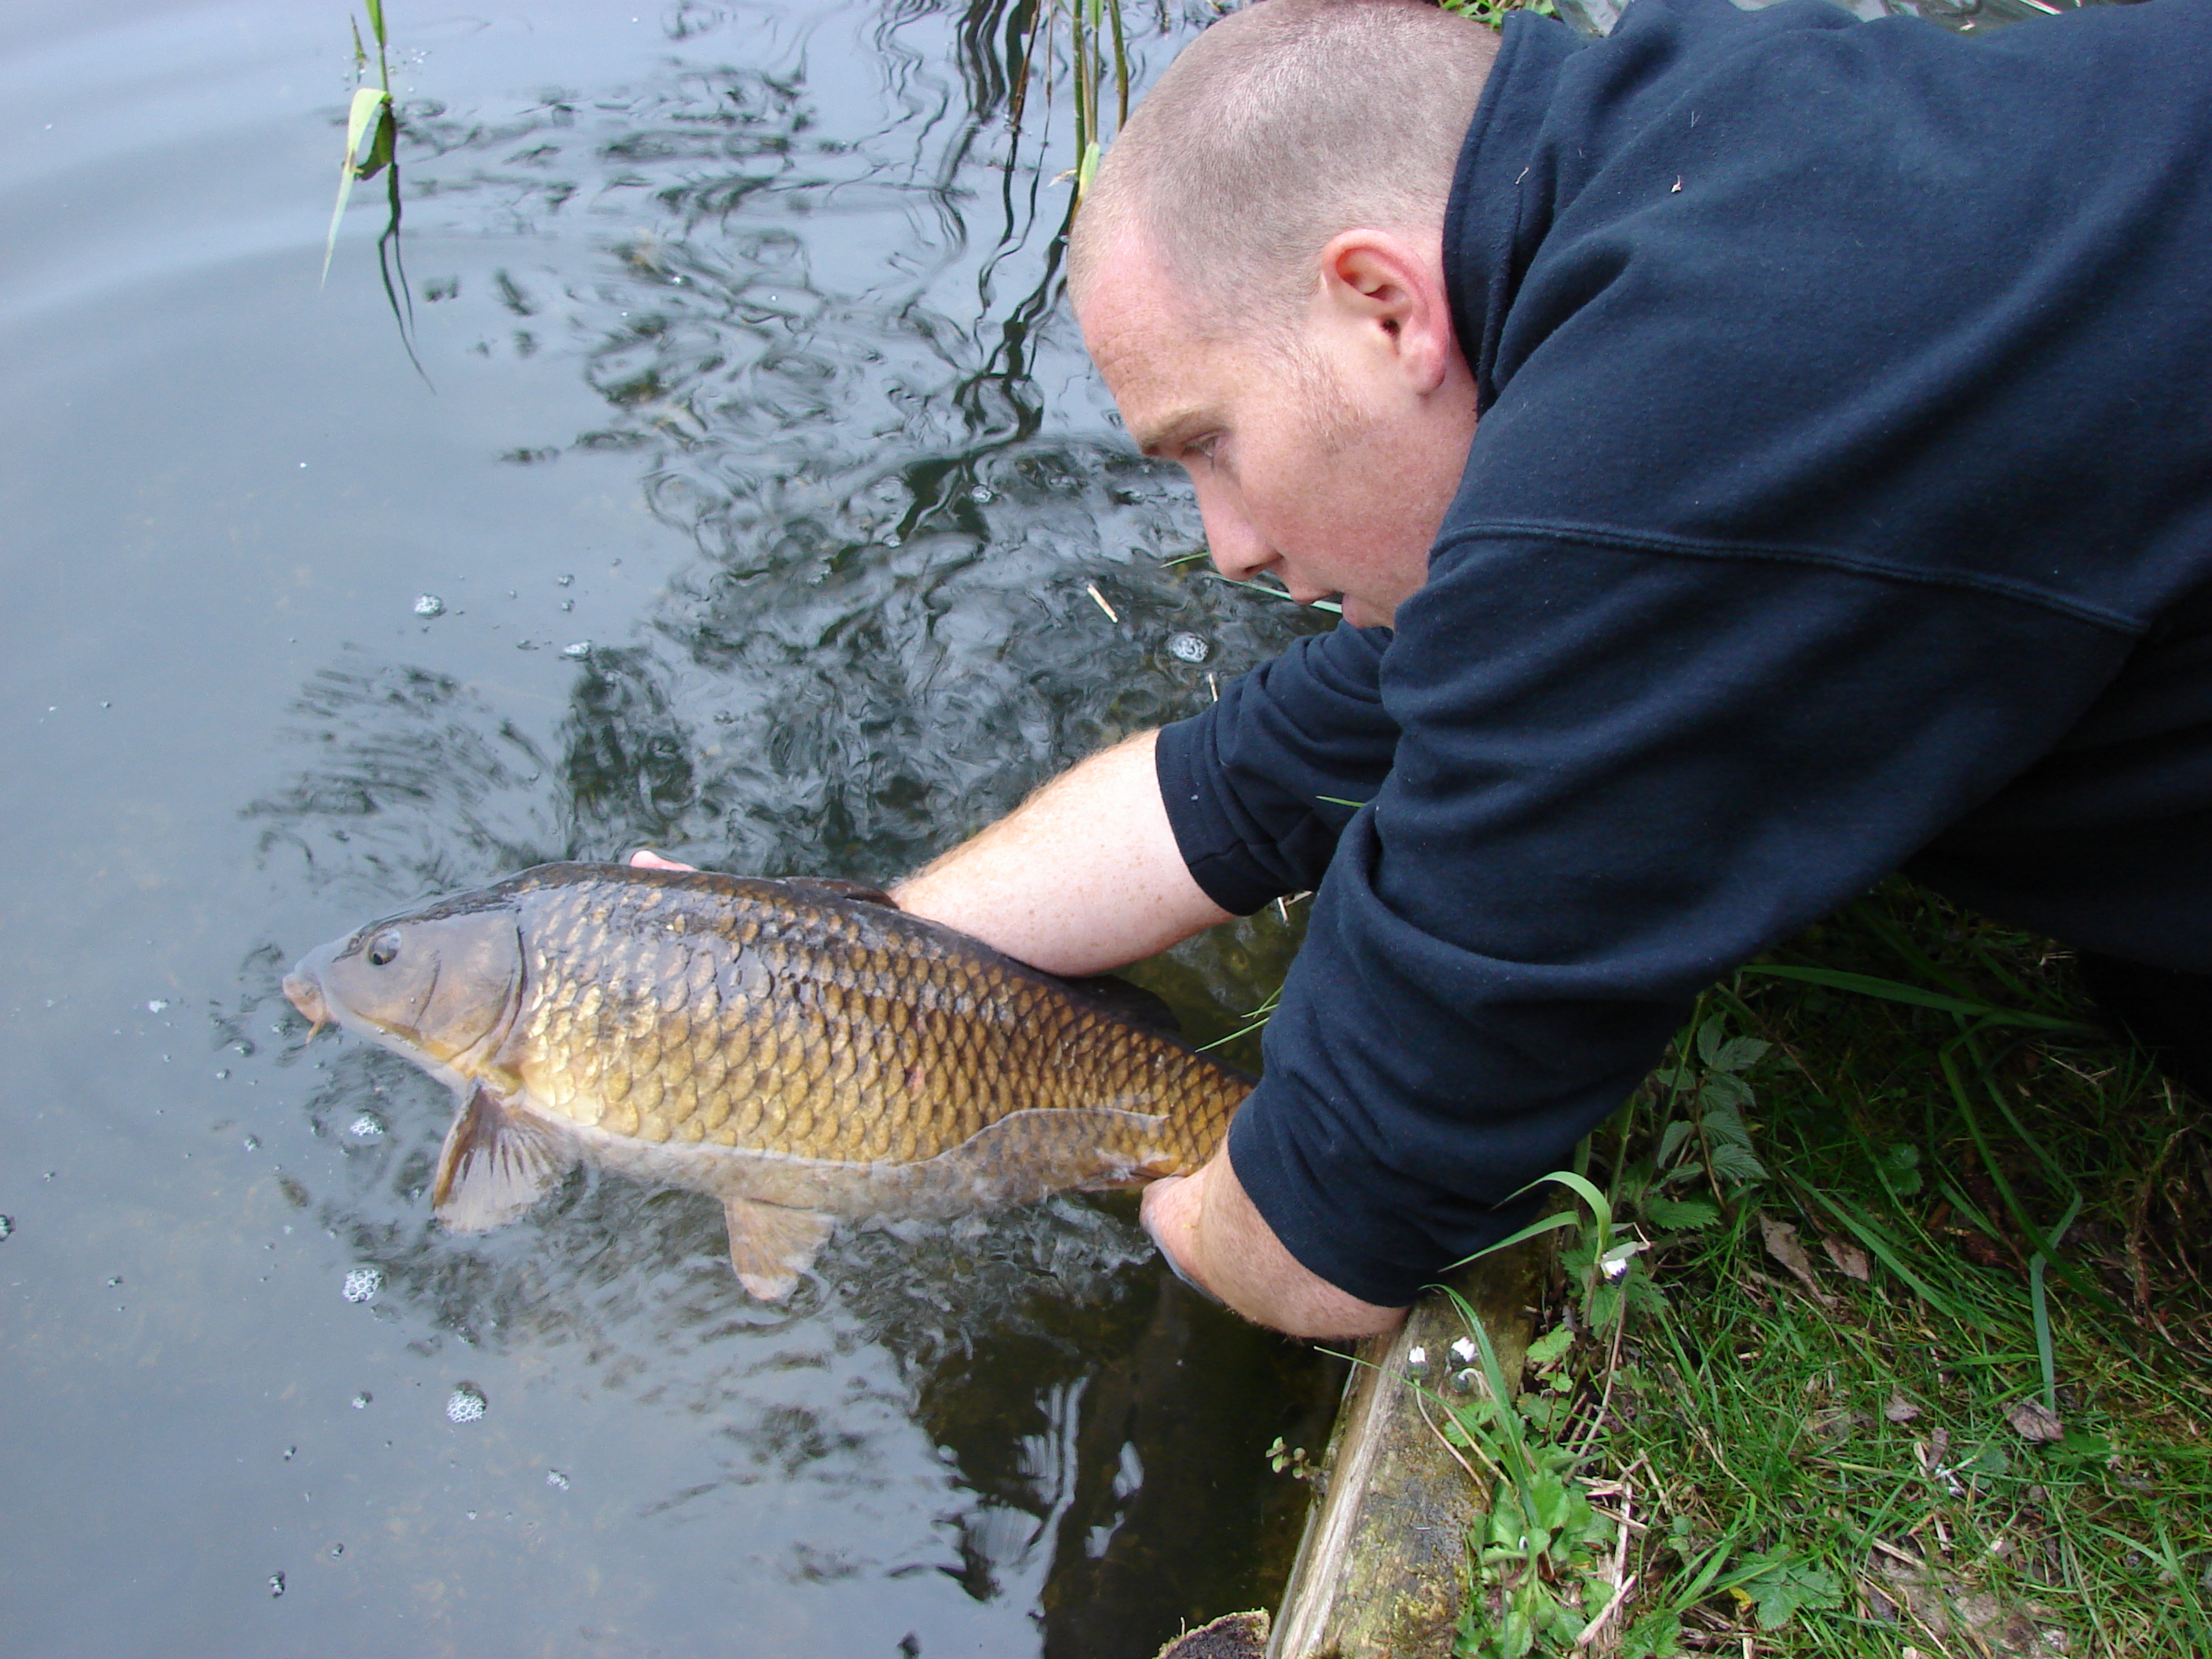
[1225,529,2136,1306]
[1153,623,1401,917]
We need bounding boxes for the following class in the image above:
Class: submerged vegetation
[1431,881,2211,1657]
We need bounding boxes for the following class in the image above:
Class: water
[0,2,1343,1654]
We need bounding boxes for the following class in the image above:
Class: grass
[1438,878,2212,1657]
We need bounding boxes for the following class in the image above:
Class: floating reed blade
[323,86,392,286]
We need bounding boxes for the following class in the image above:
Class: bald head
[1070,0,1499,335]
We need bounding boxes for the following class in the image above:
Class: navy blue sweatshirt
[1155,0,2212,1306]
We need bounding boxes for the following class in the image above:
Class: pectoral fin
[431,1082,577,1233]
[723,1197,836,1301]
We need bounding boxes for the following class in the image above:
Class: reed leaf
[322,86,391,286]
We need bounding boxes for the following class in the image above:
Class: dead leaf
[1873,1557,2056,1657]
[1822,1234,1872,1281]
[1884,1391,1922,1425]
[1811,1406,1873,1442]
[1758,1214,1840,1310]
[2005,1399,2064,1443]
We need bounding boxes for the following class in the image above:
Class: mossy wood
[1269,1245,1544,1659]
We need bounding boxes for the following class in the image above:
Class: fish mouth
[282,969,329,1035]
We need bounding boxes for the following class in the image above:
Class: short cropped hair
[1070,0,1498,333]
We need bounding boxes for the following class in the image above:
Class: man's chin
[1339,596,1392,629]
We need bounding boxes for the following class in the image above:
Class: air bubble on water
[561,641,593,659]
[445,1383,488,1424]
[546,1469,570,1490]
[350,1392,372,1409]
[342,1267,383,1304]
[268,1572,286,1599]
[348,1113,386,1140]
[147,998,170,1013]
[1166,632,1212,664]
[412,595,445,618]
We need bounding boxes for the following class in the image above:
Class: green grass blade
[1106,0,1128,128]
[1501,1168,1613,1230]
[2031,1190,2082,1413]
[322,86,391,286]
[2030,1252,2056,1413]
[1447,1208,1585,1269]
[1199,572,1343,613]
[1939,1049,2120,1316]
[1796,1184,2005,1333]
[1741,964,2100,1034]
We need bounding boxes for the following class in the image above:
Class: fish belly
[562,1101,1187,1224]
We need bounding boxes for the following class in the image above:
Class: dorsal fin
[780,877,900,910]
[431,1082,577,1232]
[1056,973,1183,1037]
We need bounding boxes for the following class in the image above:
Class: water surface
[0,3,1343,1653]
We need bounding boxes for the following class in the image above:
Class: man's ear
[1316,229,1458,395]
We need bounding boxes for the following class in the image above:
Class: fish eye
[365,932,401,969]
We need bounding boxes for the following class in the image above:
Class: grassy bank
[1445,881,2211,1658]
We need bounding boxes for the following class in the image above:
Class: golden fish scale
[504,876,1242,1171]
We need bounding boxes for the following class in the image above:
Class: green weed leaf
[1642,1196,1719,1231]
[1733,1554,1842,1630]
[1525,1323,1574,1368]
[1705,1141,1770,1184]
[1695,1013,1728,1067]
[1711,1035,1771,1073]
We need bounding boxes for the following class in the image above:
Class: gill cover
[317,907,527,1071]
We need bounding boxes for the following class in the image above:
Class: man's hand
[1141,1148,1406,1339]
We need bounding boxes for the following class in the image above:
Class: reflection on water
[0,0,1344,1654]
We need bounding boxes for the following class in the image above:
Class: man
[665,0,2212,1337]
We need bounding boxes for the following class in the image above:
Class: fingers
[627,848,697,872]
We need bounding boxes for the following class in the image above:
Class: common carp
[282,863,1248,1298]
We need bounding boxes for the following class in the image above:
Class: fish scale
[284,862,1252,1298]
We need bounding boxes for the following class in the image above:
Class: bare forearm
[889,730,1232,975]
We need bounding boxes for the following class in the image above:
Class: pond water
[0,2,1348,1653]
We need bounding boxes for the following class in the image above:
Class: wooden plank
[1268,1246,1544,1659]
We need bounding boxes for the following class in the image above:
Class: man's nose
[1195,479,1276,583]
